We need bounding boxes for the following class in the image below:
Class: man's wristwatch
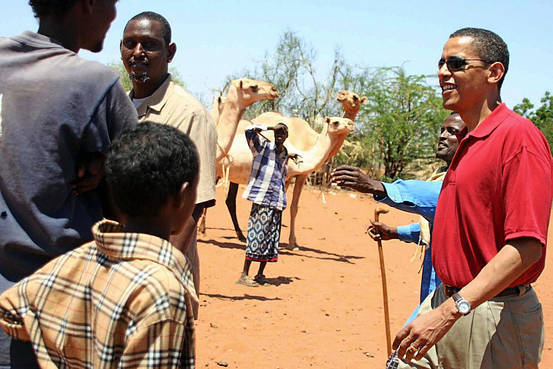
[452,293,471,315]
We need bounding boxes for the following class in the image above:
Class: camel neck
[216,88,245,161]
[342,111,358,122]
[220,90,245,120]
[299,131,332,172]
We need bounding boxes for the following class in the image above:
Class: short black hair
[125,11,172,45]
[105,122,198,217]
[276,122,288,133]
[28,0,78,18]
[450,27,509,91]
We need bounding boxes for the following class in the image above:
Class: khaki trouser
[185,230,200,319]
[394,284,544,369]
[171,228,200,319]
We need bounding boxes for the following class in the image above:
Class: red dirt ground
[195,185,553,369]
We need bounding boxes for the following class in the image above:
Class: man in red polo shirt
[388,28,553,369]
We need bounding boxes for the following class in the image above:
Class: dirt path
[195,185,553,369]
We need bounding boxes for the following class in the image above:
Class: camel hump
[254,113,314,131]
[253,111,284,122]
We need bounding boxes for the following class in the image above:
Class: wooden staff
[258,131,271,142]
[374,207,392,356]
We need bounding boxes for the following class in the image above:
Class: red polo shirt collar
[467,103,509,139]
[450,103,510,166]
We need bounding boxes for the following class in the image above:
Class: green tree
[337,67,447,179]
[108,62,185,92]
[514,91,553,153]
[109,62,132,91]
[223,31,344,122]
[513,97,534,117]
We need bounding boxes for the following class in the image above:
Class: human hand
[70,152,106,195]
[330,165,385,195]
[269,124,288,134]
[392,299,459,363]
[367,220,398,241]
[267,125,280,132]
[288,153,302,164]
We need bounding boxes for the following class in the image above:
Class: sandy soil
[195,185,553,369]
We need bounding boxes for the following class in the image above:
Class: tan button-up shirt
[131,75,217,205]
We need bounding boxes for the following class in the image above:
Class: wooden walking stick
[374,207,392,356]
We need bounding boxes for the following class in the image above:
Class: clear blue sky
[3,1,552,108]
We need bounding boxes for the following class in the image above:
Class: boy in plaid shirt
[0,122,199,368]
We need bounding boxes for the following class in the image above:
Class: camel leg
[225,182,246,242]
[288,174,307,250]
[198,208,207,235]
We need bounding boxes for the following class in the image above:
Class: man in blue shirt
[332,113,465,320]
[237,123,298,287]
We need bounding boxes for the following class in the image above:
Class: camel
[215,79,278,162]
[220,91,365,247]
[219,116,354,246]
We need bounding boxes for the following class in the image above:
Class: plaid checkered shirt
[0,219,198,369]
[242,125,288,211]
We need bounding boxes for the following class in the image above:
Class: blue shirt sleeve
[397,223,421,244]
[374,179,442,222]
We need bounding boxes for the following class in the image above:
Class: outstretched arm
[331,166,442,222]
[376,180,442,222]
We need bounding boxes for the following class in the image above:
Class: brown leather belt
[443,285,531,299]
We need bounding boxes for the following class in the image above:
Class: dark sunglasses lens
[438,58,446,68]
[447,57,466,71]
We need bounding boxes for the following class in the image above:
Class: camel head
[325,116,355,136]
[336,90,367,117]
[231,78,279,107]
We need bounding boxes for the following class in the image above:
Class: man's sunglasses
[438,56,492,72]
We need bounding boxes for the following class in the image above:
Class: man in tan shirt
[121,11,217,318]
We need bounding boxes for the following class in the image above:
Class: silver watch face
[458,300,471,314]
